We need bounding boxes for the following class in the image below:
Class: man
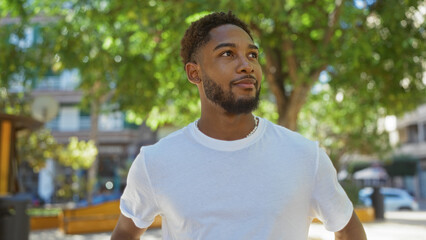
[111,12,366,240]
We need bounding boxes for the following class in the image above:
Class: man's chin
[234,93,257,101]
[221,98,260,114]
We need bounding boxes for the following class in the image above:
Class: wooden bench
[30,215,59,230]
[59,200,161,234]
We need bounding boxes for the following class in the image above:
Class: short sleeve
[120,148,160,228]
[310,147,353,232]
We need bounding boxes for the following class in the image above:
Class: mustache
[230,75,257,84]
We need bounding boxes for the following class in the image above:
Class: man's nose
[237,56,254,73]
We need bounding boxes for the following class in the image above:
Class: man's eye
[221,51,232,57]
[249,52,258,58]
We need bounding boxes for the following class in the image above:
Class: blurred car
[359,187,419,211]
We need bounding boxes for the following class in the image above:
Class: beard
[202,73,260,114]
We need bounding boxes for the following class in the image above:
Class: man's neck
[197,111,257,141]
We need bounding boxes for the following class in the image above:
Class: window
[407,124,419,143]
[59,106,79,131]
[79,110,91,130]
[398,128,407,143]
[99,112,124,131]
[423,122,426,142]
[383,193,401,199]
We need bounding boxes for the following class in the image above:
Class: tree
[236,0,425,129]
[17,128,97,201]
[2,0,425,199]
[3,0,424,130]
[298,84,393,168]
[17,129,60,172]
[17,129,97,172]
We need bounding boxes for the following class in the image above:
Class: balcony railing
[34,70,80,91]
[45,115,128,132]
[35,76,62,90]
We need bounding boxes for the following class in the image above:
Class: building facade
[396,104,426,199]
[27,69,157,202]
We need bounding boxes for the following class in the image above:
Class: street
[308,211,426,240]
[30,211,426,240]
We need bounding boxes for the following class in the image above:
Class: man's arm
[334,211,367,240]
[111,213,147,240]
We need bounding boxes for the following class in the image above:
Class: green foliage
[55,174,74,200]
[27,207,61,217]
[299,84,393,168]
[17,129,97,201]
[17,129,59,172]
[340,179,361,206]
[0,22,52,90]
[17,129,98,171]
[3,0,426,161]
[328,0,425,117]
[57,137,98,170]
[0,88,32,115]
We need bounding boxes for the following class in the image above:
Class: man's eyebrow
[248,44,259,50]
[213,43,259,51]
[213,43,236,51]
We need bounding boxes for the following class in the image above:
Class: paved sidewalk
[309,211,426,240]
[30,211,426,240]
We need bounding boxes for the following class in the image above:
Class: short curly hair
[180,11,253,66]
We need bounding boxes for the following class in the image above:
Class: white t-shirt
[120,117,353,240]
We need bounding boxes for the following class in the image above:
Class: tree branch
[249,21,262,37]
[323,0,345,46]
[99,89,116,104]
[309,63,327,80]
[263,46,288,111]
[282,39,298,84]
[368,0,385,13]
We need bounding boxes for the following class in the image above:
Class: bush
[340,179,361,206]
[27,208,61,217]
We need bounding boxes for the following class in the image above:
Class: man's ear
[185,62,201,84]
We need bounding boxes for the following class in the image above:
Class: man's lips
[231,76,257,88]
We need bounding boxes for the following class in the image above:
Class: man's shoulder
[142,124,191,153]
[138,124,195,172]
[265,119,316,147]
[263,119,319,165]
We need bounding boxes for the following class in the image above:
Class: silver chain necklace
[195,116,259,139]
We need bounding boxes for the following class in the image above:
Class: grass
[27,207,61,217]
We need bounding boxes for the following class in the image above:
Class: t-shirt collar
[188,116,266,151]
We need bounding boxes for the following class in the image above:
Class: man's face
[196,24,262,114]
[202,71,261,114]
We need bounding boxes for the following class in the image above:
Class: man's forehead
[207,24,254,48]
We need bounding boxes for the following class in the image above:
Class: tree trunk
[87,98,100,204]
[257,0,342,131]
[277,82,311,131]
[263,43,317,131]
[263,48,312,131]
[85,82,114,204]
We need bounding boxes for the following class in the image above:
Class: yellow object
[59,200,161,234]
[0,120,12,194]
[30,216,60,230]
[312,207,375,224]
[354,207,375,222]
